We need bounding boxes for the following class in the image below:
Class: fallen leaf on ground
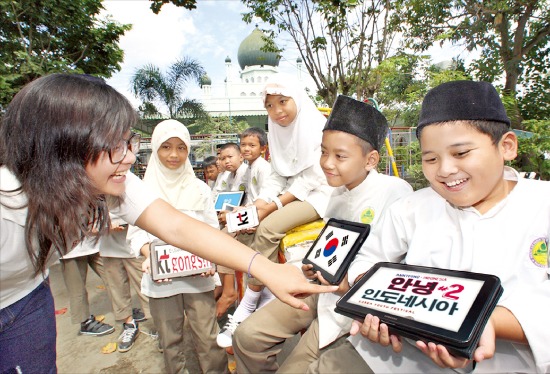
[55,308,67,315]
[96,284,106,290]
[95,315,105,322]
[101,342,117,354]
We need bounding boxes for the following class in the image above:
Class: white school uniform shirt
[225,162,249,193]
[243,157,272,206]
[257,158,333,217]
[0,169,156,309]
[317,170,413,348]
[211,170,230,203]
[129,180,218,298]
[98,213,134,258]
[61,237,99,259]
[348,167,550,373]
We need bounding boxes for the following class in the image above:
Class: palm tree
[131,57,207,119]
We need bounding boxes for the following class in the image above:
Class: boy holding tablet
[216,128,272,320]
[214,142,248,321]
[232,95,413,373]
[307,81,550,373]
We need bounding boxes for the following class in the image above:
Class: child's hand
[416,313,496,368]
[235,227,257,236]
[259,262,338,311]
[316,271,350,295]
[301,264,317,280]
[142,258,151,274]
[142,256,171,283]
[218,210,227,225]
[254,200,273,221]
[350,314,402,353]
[200,268,216,277]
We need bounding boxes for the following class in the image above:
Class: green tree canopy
[0,0,131,111]
[131,57,207,119]
[241,0,402,105]
[149,0,197,14]
[397,0,550,126]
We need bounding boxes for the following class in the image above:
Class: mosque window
[250,92,256,96]
[241,92,246,96]
[257,77,262,83]
[251,77,254,83]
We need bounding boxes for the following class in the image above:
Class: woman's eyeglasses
[108,132,141,164]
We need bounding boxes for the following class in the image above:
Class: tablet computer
[149,240,213,280]
[335,262,503,358]
[214,191,245,211]
[302,218,371,285]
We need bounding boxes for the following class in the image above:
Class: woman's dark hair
[0,73,138,275]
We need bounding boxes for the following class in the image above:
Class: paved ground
[49,262,213,374]
[50,261,299,373]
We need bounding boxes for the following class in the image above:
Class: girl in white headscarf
[129,119,228,374]
[217,74,333,347]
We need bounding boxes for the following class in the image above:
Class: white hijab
[262,74,326,177]
[143,119,205,210]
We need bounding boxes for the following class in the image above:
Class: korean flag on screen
[309,225,361,276]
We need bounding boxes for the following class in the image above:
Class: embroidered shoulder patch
[530,238,548,268]
[360,208,375,224]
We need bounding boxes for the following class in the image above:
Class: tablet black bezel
[302,218,371,285]
[336,262,502,347]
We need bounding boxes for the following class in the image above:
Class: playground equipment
[364,98,399,178]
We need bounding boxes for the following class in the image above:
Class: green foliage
[131,57,207,119]
[509,120,550,181]
[189,116,248,159]
[0,0,130,111]
[397,0,550,126]
[149,0,197,14]
[374,57,470,127]
[517,44,550,121]
[242,0,402,105]
[193,116,249,135]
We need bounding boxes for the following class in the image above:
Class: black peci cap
[323,95,388,151]
[417,81,510,137]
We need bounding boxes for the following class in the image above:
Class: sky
[101,0,304,107]
[101,1,463,109]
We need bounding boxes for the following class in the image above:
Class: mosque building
[199,26,303,129]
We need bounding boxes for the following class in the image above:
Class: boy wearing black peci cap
[232,95,413,373]
[306,81,550,373]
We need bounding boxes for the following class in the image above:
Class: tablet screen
[305,224,362,276]
[214,191,244,211]
[346,266,484,332]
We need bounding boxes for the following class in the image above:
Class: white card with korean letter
[226,206,259,233]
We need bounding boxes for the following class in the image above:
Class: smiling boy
[306,81,550,374]
[232,96,412,373]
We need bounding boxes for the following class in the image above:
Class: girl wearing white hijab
[129,119,227,374]
[217,74,333,347]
